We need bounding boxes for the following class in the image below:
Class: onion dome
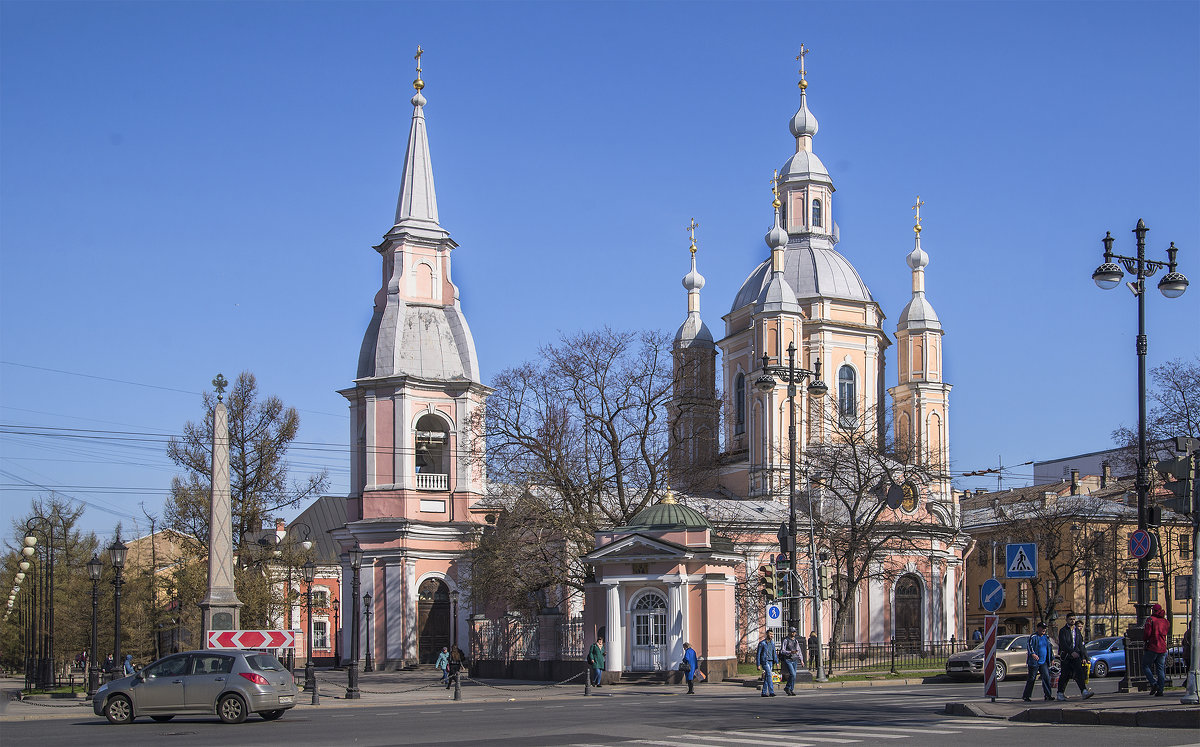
[675,229,714,348]
[789,89,819,139]
[898,207,942,332]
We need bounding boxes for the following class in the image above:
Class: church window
[734,373,746,435]
[812,199,823,228]
[837,365,857,427]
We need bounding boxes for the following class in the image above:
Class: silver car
[92,649,299,724]
[945,634,1054,682]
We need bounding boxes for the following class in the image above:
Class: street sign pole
[983,615,998,701]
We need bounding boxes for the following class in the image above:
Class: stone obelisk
[200,374,242,646]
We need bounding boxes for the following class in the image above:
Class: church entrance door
[630,592,667,671]
[894,574,923,650]
[417,578,451,664]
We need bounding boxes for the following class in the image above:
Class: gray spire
[392,85,446,239]
[898,211,942,332]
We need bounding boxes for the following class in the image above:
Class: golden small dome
[414,78,425,91]
[799,79,808,90]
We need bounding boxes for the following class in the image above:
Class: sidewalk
[945,691,1200,729]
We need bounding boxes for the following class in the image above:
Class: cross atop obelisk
[200,373,242,645]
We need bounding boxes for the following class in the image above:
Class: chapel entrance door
[417,578,451,664]
[894,574,923,650]
[630,592,667,671]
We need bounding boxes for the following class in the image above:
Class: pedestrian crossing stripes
[562,719,1037,747]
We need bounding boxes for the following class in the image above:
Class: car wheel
[104,694,133,725]
[259,709,285,721]
[994,660,1007,682]
[217,693,247,724]
[1093,660,1108,678]
[151,715,175,722]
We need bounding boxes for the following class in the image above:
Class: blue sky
[2,1,1197,541]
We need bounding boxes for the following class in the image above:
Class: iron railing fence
[825,638,972,674]
[469,617,540,662]
[556,618,586,660]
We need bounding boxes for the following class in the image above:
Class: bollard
[890,636,897,675]
[584,669,591,696]
[311,676,320,706]
[453,672,461,701]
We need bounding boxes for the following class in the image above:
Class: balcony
[415,472,448,491]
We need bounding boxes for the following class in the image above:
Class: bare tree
[1110,355,1200,475]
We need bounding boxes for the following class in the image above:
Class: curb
[945,701,1200,729]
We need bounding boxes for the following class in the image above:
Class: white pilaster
[604,584,623,673]
[364,390,378,489]
[667,581,684,666]
[385,563,404,661]
[943,565,956,640]
[869,576,886,641]
[404,559,418,660]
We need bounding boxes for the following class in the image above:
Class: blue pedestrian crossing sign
[1005,543,1037,579]
[981,578,1005,612]
[766,602,783,628]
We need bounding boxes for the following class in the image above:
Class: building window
[1094,579,1107,606]
[311,589,329,609]
[812,198,823,228]
[735,373,746,435]
[313,620,329,649]
[1018,582,1029,608]
[977,548,988,566]
[1126,579,1157,602]
[837,366,857,427]
[1182,533,1191,560]
[1094,622,1106,637]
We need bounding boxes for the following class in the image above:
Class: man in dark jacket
[1143,603,1171,696]
[586,637,605,688]
[1056,613,1094,700]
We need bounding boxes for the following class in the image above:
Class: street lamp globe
[349,544,363,570]
[363,592,372,613]
[21,546,33,557]
[1157,271,1189,299]
[807,378,829,397]
[108,537,128,568]
[754,373,776,393]
[24,535,36,548]
[19,561,29,572]
[87,555,103,581]
[15,572,24,582]
[302,559,317,584]
[1092,262,1124,290]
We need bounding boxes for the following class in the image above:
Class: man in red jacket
[1143,603,1171,696]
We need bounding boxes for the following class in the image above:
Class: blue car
[1085,636,1125,678]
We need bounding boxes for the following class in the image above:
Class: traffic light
[818,565,832,600]
[1155,453,1196,515]
[759,564,778,599]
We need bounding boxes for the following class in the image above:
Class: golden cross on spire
[413,45,425,91]
[687,218,699,254]
[912,195,925,234]
[796,44,810,89]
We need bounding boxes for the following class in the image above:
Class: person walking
[681,642,698,694]
[1056,613,1094,700]
[586,637,605,689]
[102,654,114,673]
[1022,621,1054,702]
[807,630,819,674]
[1143,603,1171,696]
[756,630,778,697]
[122,654,135,676]
[779,628,805,695]
[435,646,450,684]
[446,644,466,690]
[972,627,983,643]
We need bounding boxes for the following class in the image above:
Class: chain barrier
[17,697,92,708]
[313,675,448,696]
[460,669,585,692]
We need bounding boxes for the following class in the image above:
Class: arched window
[837,365,857,427]
[812,198,823,228]
[734,373,746,435]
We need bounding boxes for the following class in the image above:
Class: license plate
[949,664,967,670]
[278,696,293,705]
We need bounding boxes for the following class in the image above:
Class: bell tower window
[812,199,823,228]
[414,413,450,491]
[837,365,857,427]
[734,373,746,435]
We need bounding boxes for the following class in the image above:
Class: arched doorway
[417,578,451,664]
[630,591,667,671]
[894,575,923,647]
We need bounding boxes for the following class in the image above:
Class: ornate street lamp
[363,592,375,673]
[755,341,828,681]
[25,517,57,690]
[1091,220,1188,627]
[332,598,340,666]
[108,536,128,669]
[302,559,319,705]
[450,589,460,647]
[346,544,363,699]
[86,555,103,695]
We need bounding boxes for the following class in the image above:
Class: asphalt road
[3,677,1194,746]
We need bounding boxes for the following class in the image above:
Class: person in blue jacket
[122,654,135,676]
[756,630,778,697]
[1021,621,1054,701]
[681,642,698,694]
[435,646,450,683]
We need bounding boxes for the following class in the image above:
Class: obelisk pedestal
[200,375,242,645]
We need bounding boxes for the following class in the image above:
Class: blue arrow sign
[981,578,1005,613]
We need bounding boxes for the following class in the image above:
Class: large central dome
[731,239,875,312]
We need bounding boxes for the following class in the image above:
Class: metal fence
[555,618,586,660]
[469,617,539,662]
[825,638,971,674]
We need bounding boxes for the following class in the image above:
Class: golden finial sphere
[413,78,425,91]
[799,79,808,90]
[772,198,781,209]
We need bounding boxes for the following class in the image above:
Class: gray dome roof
[623,498,712,530]
[780,150,831,185]
[898,295,941,331]
[674,312,714,347]
[732,240,875,312]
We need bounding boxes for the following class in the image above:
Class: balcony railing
[415,472,448,491]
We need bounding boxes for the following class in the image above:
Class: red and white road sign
[206,630,295,650]
[983,614,998,699]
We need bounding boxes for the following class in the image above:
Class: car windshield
[1086,637,1119,652]
[971,635,1021,651]
[247,653,285,672]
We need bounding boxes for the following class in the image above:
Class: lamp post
[302,559,319,705]
[1091,220,1188,625]
[24,516,58,689]
[332,598,340,666]
[108,536,128,669]
[450,589,460,647]
[20,535,37,689]
[87,555,102,695]
[364,592,375,672]
[346,544,362,699]
[754,341,828,680]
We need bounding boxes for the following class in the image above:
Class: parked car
[945,634,1051,682]
[1166,644,1189,675]
[1085,636,1126,678]
[92,649,298,724]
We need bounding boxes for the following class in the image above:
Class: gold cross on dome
[912,195,925,234]
[770,169,780,197]
[796,44,809,84]
[687,218,699,254]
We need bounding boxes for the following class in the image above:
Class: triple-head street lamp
[1091,219,1188,627]
[86,554,103,695]
[755,341,828,681]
